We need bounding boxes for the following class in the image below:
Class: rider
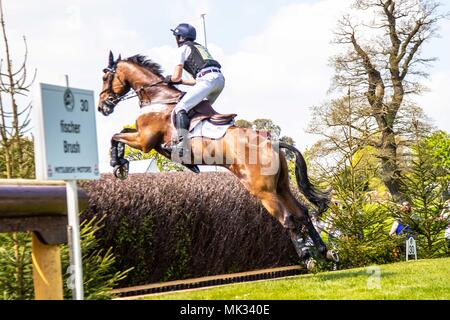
[164,23,225,157]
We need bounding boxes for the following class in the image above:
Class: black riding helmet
[170,23,196,43]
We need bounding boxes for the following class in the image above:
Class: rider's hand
[163,75,173,84]
[164,75,182,85]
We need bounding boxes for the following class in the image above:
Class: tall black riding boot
[173,110,190,158]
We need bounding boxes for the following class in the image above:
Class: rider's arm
[171,45,196,86]
[171,64,196,86]
[389,220,398,236]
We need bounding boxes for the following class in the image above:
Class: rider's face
[175,35,184,46]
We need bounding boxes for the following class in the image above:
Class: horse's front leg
[112,128,158,153]
[110,128,137,168]
[110,128,160,179]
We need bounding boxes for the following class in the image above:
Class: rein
[101,65,180,108]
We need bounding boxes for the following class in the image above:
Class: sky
[2,0,450,166]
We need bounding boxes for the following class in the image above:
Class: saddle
[172,100,237,132]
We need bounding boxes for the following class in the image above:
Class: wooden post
[0,179,88,300]
[31,232,64,300]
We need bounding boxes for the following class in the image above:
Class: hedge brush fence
[80,172,299,287]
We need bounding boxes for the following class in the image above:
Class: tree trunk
[379,131,402,201]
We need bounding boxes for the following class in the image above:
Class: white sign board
[34,83,99,180]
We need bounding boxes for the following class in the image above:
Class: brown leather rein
[100,66,180,108]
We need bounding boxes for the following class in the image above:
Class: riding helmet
[170,23,196,41]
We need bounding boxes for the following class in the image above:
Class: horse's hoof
[114,164,129,180]
[184,164,200,174]
[326,250,339,262]
[306,258,317,271]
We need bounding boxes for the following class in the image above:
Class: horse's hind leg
[279,193,324,260]
[257,190,318,264]
[281,194,339,263]
[276,155,338,263]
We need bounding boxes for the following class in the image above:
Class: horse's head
[98,51,131,116]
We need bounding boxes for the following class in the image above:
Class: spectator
[390,201,416,259]
[439,200,450,249]
[389,201,414,238]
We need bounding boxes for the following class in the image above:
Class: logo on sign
[63,88,75,112]
[47,165,53,177]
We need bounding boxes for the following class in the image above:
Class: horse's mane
[125,55,164,78]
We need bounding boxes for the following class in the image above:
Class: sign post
[406,237,417,261]
[34,80,99,300]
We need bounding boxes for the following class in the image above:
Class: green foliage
[395,134,450,258]
[235,118,293,143]
[252,119,281,138]
[161,218,192,281]
[325,166,399,269]
[235,118,296,160]
[0,216,131,300]
[234,119,252,129]
[0,232,33,300]
[0,137,35,179]
[419,130,450,189]
[60,216,132,299]
[0,140,35,299]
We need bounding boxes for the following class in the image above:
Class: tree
[0,1,36,299]
[236,118,296,160]
[421,130,450,192]
[313,97,398,268]
[234,119,252,129]
[0,0,36,179]
[330,0,447,200]
[394,132,450,257]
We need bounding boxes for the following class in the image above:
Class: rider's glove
[164,75,182,85]
[163,75,173,84]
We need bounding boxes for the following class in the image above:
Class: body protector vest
[183,41,221,77]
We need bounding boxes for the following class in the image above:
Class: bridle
[99,64,168,115]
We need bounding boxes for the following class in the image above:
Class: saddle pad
[189,119,234,140]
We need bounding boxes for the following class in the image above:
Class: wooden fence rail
[0,179,87,300]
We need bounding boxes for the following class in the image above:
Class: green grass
[143,257,450,300]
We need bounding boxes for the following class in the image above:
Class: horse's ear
[108,50,114,67]
[115,54,122,65]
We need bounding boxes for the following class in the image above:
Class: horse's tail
[279,142,330,214]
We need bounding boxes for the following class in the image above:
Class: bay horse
[97,51,339,268]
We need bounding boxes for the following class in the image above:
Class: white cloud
[3,0,449,168]
[209,0,352,148]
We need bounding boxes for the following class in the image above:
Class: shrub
[0,215,130,300]
[80,172,299,287]
[394,134,450,258]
